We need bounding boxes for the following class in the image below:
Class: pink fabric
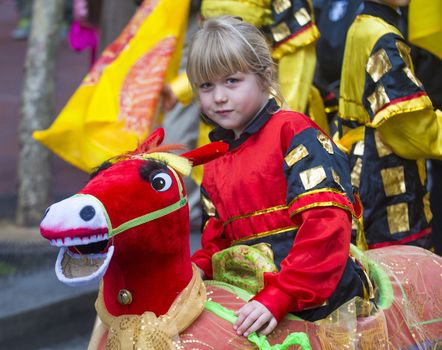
[68,20,98,65]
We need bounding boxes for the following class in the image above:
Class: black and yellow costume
[338,1,442,250]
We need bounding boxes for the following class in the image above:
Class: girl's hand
[234,300,277,337]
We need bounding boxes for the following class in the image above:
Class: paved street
[0,2,102,348]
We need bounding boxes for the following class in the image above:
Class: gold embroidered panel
[294,7,311,26]
[396,40,412,69]
[403,67,423,87]
[300,165,326,190]
[351,158,362,188]
[285,144,309,167]
[273,0,291,14]
[331,169,344,190]
[272,22,291,41]
[374,131,393,157]
[367,84,390,115]
[224,205,287,226]
[423,192,433,223]
[201,194,216,217]
[317,131,334,154]
[381,166,406,197]
[387,202,410,234]
[366,48,392,83]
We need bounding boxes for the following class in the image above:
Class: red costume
[192,99,369,321]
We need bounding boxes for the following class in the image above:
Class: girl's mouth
[216,109,233,116]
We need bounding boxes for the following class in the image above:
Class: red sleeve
[191,217,230,279]
[252,206,351,321]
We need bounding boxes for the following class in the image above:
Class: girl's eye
[199,82,212,90]
[151,172,172,192]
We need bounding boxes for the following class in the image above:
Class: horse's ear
[182,142,228,167]
[135,128,165,153]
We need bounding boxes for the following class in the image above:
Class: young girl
[188,16,370,337]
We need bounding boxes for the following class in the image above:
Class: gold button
[117,289,133,305]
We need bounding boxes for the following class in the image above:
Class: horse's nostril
[80,205,96,221]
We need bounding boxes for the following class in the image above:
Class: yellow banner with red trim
[33,0,190,173]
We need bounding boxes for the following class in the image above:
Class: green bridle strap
[110,197,187,237]
[74,166,188,239]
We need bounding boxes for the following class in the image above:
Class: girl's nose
[214,86,227,103]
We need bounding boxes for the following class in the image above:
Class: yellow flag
[33,0,190,173]
[408,0,442,60]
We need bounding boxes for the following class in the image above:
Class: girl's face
[197,71,269,138]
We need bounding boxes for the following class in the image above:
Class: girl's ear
[264,67,273,85]
[181,142,228,166]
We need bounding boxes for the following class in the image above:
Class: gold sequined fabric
[95,264,206,349]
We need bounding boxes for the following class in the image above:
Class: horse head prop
[40,128,227,318]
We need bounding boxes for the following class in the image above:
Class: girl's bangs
[191,34,250,85]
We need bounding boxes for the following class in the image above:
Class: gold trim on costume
[381,166,406,197]
[273,0,291,14]
[374,131,393,157]
[288,187,348,208]
[366,48,392,83]
[324,105,338,114]
[285,144,309,167]
[300,165,327,190]
[351,158,362,188]
[403,66,423,87]
[224,205,288,226]
[232,226,298,245]
[331,169,344,190]
[387,203,410,234]
[423,192,433,223]
[416,158,427,186]
[272,22,291,42]
[367,83,390,115]
[290,201,353,218]
[294,7,311,26]
[272,24,319,60]
[317,131,334,154]
[396,40,412,69]
[370,94,432,127]
[201,193,216,217]
[96,264,206,349]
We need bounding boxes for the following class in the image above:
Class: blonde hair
[186,16,283,104]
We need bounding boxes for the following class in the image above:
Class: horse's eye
[151,172,172,192]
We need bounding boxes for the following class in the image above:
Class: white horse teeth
[49,232,108,247]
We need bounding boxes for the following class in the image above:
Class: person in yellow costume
[338,0,442,251]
